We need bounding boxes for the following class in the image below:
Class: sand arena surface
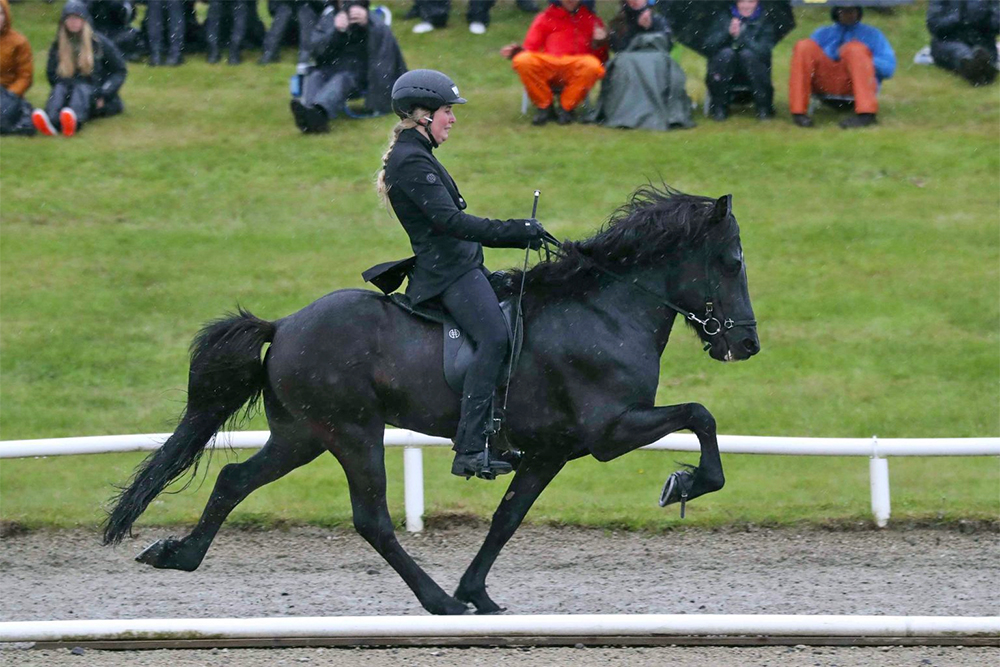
[1,525,997,666]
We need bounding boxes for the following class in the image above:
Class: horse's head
[671,194,760,363]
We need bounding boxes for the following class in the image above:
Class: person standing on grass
[259,0,324,65]
[0,0,36,136]
[32,0,127,137]
[501,0,608,126]
[788,5,895,129]
[204,0,252,64]
[143,0,189,66]
[370,69,547,479]
[703,0,777,121]
[926,0,998,87]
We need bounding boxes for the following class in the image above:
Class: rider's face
[429,105,455,145]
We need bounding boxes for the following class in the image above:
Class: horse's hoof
[659,467,695,517]
[135,539,169,565]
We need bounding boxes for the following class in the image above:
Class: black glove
[518,218,546,249]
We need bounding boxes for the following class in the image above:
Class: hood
[830,5,863,23]
[0,0,12,36]
[61,0,93,26]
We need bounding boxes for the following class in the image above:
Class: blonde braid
[375,108,431,210]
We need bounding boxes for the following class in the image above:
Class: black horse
[103,185,759,615]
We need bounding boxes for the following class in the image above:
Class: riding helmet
[391,70,467,118]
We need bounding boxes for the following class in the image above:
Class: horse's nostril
[743,338,760,355]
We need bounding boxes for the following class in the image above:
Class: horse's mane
[498,184,720,300]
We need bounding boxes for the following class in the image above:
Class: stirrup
[659,465,696,518]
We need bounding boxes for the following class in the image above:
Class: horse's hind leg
[135,432,323,571]
[332,421,470,616]
[456,454,566,614]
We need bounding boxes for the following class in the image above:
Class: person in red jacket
[501,0,608,125]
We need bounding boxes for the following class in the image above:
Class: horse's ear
[711,195,733,223]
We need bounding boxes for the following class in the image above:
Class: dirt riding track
[1,524,997,666]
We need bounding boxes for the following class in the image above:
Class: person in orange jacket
[0,0,36,135]
[500,0,608,126]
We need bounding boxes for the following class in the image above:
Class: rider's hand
[592,25,608,43]
[521,218,547,249]
[334,10,349,32]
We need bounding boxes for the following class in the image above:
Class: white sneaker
[412,21,434,34]
[468,21,486,35]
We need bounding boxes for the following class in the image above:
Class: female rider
[375,69,546,480]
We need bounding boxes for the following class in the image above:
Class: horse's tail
[102,308,275,546]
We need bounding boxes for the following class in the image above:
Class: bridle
[538,237,757,340]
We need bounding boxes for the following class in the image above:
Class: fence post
[869,435,890,528]
[404,446,424,533]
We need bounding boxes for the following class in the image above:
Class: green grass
[1,2,997,531]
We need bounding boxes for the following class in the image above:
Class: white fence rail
[2,431,998,531]
[2,613,998,646]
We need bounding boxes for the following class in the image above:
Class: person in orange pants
[500,0,608,125]
[787,5,895,129]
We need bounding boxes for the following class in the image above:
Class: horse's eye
[721,252,743,276]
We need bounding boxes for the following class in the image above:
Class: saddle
[362,259,524,396]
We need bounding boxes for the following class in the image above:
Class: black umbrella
[658,0,795,57]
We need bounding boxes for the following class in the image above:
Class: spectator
[0,0,35,135]
[32,0,127,137]
[408,0,540,35]
[291,0,406,133]
[501,0,608,126]
[88,1,144,62]
[143,0,192,66]
[205,0,254,65]
[703,0,776,121]
[788,5,895,129]
[927,0,998,87]
[259,0,324,65]
[592,0,693,130]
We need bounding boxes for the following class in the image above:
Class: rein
[536,237,756,338]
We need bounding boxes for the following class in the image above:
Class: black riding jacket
[385,129,537,304]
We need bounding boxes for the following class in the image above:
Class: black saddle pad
[386,293,524,396]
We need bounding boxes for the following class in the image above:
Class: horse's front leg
[455,454,566,614]
[589,403,724,505]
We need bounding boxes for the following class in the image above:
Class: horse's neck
[584,268,679,355]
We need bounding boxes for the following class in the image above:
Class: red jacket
[522,4,608,63]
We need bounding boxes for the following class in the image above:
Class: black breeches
[440,269,509,453]
[706,47,773,112]
[146,0,186,58]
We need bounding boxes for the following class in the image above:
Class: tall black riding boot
[451,395,512,479]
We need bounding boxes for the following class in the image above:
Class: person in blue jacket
[788,5,895,129]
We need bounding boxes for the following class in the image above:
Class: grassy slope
[1,2,997,530]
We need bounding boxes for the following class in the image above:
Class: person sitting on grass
[291,0,406,134]
[926,0,998,87]
[501,0,608,126]
[259,0,324,65]
[788,5,895,129]
[0,0,36,136]
[32,0,127,137]
[591,0,694,131]
[703,0,777,121]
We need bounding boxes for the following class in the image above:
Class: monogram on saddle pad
[362,258,524,396]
